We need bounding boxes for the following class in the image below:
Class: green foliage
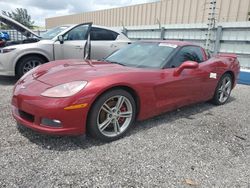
[2,8,35,29]
[0,22,9,29]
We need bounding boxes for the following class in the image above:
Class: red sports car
[12,41,240,141]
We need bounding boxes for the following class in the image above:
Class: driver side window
[169,46,204,68]
[64,25,89,41]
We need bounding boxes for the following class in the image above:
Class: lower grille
[18,110,35,123]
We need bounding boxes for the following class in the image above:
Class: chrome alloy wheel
[97,95,133,137]
[22,60,42,74]
[218,76,232,103]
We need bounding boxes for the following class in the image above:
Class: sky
[0,0,157,27]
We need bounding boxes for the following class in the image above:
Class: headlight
[41,81,88,98]
[1,48,16,53]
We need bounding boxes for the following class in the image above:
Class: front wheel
[211,73,233,105]
[88,89,136,142]
[16,55,46,78]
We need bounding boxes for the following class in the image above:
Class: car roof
[55,24,124,34]
[140,40,199,47]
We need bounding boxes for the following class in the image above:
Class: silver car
[0,15,130,77]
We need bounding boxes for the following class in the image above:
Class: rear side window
[90,27,118,41]
[169,46,204,68]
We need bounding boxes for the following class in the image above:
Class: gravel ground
[0,76,250,187]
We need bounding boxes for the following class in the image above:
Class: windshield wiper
[104,60,125,66]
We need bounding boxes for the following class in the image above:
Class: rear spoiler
[215,53,240,67]
[216,53,237,59]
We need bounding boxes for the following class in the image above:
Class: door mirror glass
[58,35,64,44]
[174,61,199,76]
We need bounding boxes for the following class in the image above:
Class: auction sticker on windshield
[159,43,178,48]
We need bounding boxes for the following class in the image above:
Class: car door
[54,23,92,60]
[155,46,211,111]
[90,27,123,60]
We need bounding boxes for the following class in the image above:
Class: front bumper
[12,106,88,135]
[12,80,90,136]
[0,51,16,76]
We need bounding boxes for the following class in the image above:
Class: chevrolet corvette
[12,41,240,141]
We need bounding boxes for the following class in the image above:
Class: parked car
[0,14,130,77]
[12,41,240,142]
[0,39,6,48]
[0,31,10,41]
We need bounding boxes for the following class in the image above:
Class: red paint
[11,41,240,136]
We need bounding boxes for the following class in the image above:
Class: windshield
[105,42,176,68]
[40,26,70,39]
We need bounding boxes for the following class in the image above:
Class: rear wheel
[16,55,46,78]
[211,73,232,105]
[88,89,136,142]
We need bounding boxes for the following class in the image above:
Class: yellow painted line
[64,103,88,110]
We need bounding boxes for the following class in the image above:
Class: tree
[2,8,35,29]
[0,22,9,30]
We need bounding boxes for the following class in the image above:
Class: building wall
[45,0,250,29]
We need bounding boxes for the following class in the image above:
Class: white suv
[0,15,130,77]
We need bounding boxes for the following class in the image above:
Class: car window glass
[40,26,69,39]
[64,25,89,41]
[105,42,175,68]
[90,27,118,41]
[169,46,204,68]
[194,47,204,62]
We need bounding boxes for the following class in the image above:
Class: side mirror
[174,61,199,76]
[58,35,64,44]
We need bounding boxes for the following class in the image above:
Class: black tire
[211,73,233,105]
[87,89,136,142]
[16,55,47,78]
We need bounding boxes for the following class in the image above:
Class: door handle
[75,46,83,49]
[110,44,117,48]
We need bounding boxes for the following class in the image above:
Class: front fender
[74,77,158,122]
[12,48,53,70]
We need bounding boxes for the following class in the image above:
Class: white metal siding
[45,0,250,29]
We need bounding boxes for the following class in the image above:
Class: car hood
[0,14,39,38]
[33,59,134,86]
